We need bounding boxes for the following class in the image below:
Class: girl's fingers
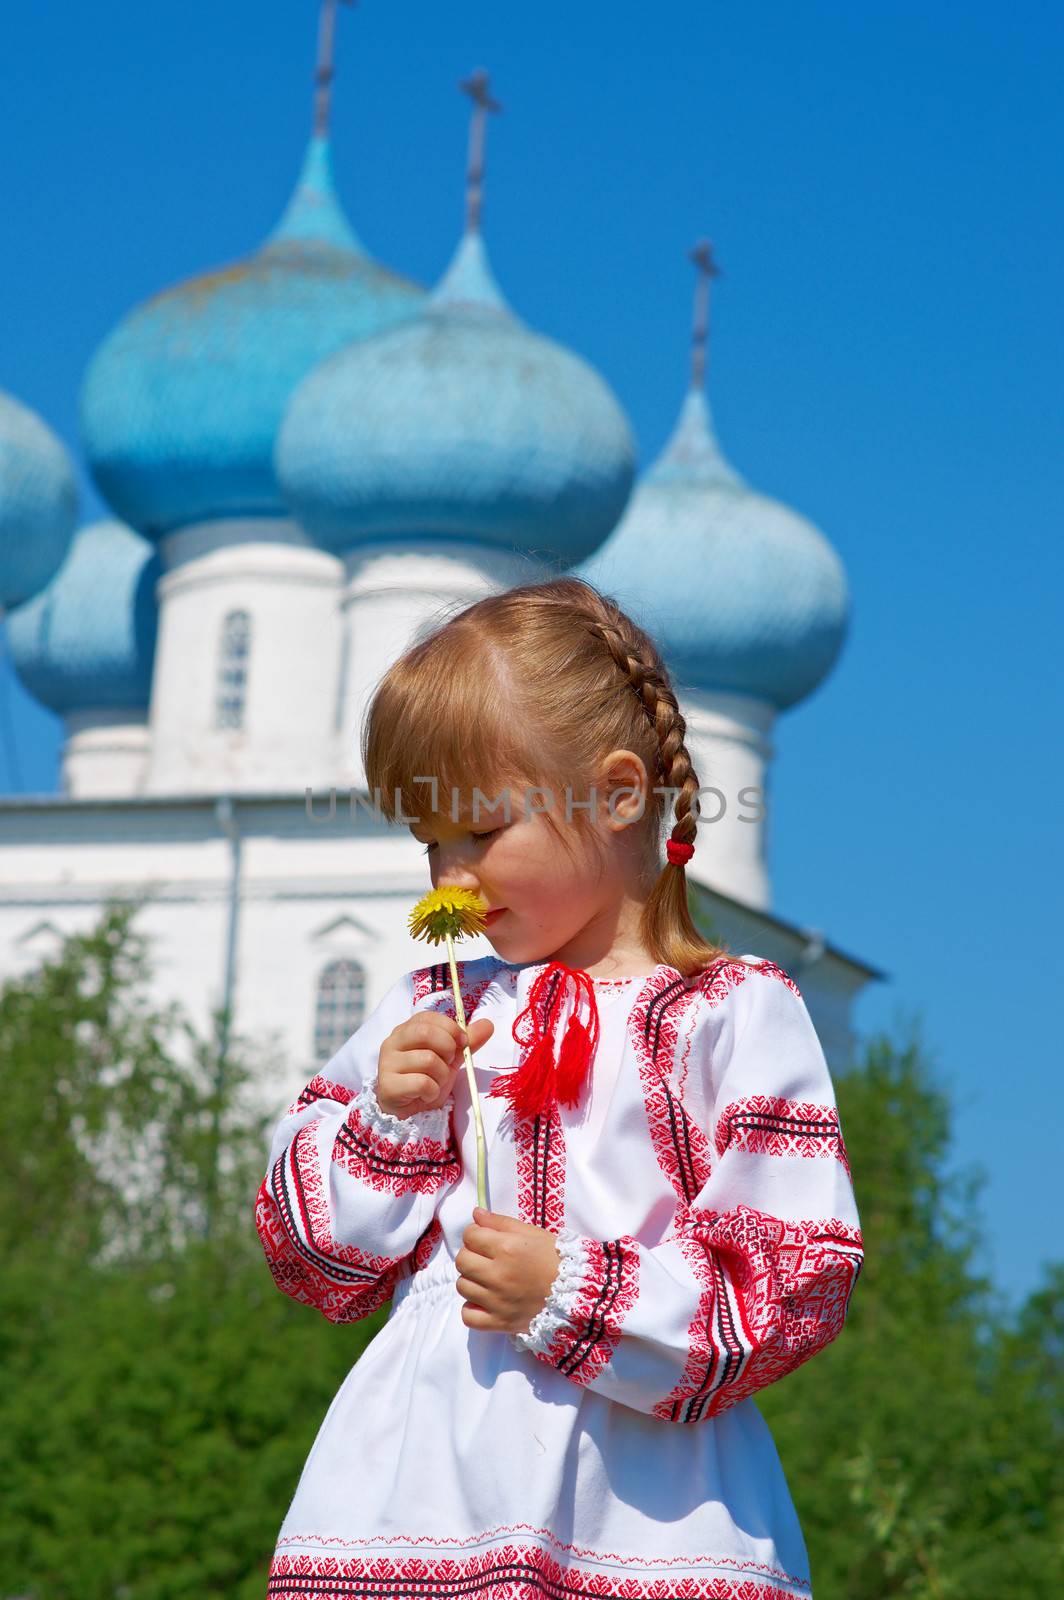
[463,1017,495,1055]
[389,1016,495,1082]
[397,1013,493,1058]
[381,1014,497,1113]
[393,1049,451,1088]
[397,1015,466,1059]
[455,1272,496,1303]
[436,1015,494,1065]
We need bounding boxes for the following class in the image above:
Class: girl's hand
[375,1012,494,1118]
[455,1208,562,1334]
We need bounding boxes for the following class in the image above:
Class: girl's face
[408,760,650,967]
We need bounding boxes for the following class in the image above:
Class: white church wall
[147,520,344,796]
[681,687,777,911]
[338,540,546,787]
[61,709,151,798]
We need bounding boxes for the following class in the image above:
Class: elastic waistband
[390,1247,456,1313]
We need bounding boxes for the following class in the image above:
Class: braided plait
[582,600,700,860]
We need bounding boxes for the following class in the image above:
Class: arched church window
[313,958,366,1061]
[216,609,251,730]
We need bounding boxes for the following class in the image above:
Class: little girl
[255,576,863,1599]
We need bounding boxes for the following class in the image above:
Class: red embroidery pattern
[413,960,454,1005]
[619,958,860,1421]
[255,1047,455,1324]
[629,968,711,1206]
[254,1162,401,1326]
[512,1102,566,1232]
[715,1095,852,1179]
[660,1204,863,1422]
[267,1542,806,1597]
[285,1074,354,1118]
[698,957,802,1006]
[626,961,803,1210]
[533,1236,641,1386]
[333,1096,461,1196]
[658,1228,728,1423]
[408,1214,444,1276]
[507,968,568,1234]
[274,1524,810,1589]
[413,959,496,1018]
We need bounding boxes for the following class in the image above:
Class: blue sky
[1,1,1061,1310]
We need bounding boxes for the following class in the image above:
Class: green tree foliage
[0,902,388,1599]
[2,905,1060,1597]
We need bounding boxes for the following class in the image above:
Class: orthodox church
[0,17,881,1107]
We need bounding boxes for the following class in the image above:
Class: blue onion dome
[276,226,636,561]
[6,519,160,714]
[577,247,848,711]
[79,135,425,539]
[0,390,78,609]
[578,388,849,710]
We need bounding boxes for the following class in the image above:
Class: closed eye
[419,828,503,855]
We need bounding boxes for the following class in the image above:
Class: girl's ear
[599,749,649,830]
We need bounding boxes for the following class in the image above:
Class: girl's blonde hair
[362,575,732,981]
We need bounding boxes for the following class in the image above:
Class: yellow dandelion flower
[408,886,489,945]
[406,885,491,1209]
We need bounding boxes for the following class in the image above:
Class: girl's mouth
[485,908,507,925]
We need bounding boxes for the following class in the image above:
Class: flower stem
[445,933,488,1209]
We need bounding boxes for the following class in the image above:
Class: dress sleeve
[254,968,462,1324]
[510,963,864,1421]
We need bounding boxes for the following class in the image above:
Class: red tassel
[486,1031,556,1117]
[555,1014,593,1107]
[487,962,600,1116]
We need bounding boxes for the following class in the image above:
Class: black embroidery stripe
[643,977,699,1203]
[523,968,565,1231]
[542,968,565,1028]
[662,1085,700,1205]
[643,974,687,1059]
[667,1252,742,1423]
[557,1238,629,1379]
[728,1111,838,1139]
[754,958,792,984]
[266,1546,742,1599]
[335,1119,455,1178]
[297,1085,351,1110]
[697,1255,746,1418]
[695,956,731,994]
[273,1152,382,1287]
[530,1113,550,1229]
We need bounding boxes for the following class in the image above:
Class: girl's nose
[438,871,481,893]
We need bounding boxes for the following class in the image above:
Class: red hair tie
[486,962,600,1119]
[666,837,695,866]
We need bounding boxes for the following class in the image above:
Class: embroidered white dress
[255,954,863,1599]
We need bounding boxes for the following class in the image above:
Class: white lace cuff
[351,1076,453,1146]
[509,1226,594,1356]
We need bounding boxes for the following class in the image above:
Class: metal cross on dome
[313,0,356,138]
[459,69,503,234]
[689,238,723,391]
